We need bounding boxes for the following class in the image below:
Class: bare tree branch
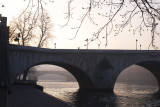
[9,0,54,47]
[62,0,160,49]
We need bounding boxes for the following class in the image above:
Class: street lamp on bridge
[14,33,20,45]
[98,44,100,49]
[136,39,138,50]
[54,43,56,49]
[85,38,89,49]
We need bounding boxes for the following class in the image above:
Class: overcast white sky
[1,0,160,50]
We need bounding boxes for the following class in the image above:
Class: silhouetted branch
[63,0,160,49]
[61,0,73,27]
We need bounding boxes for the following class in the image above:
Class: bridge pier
[0,16,9,107]
[93,69,114,91]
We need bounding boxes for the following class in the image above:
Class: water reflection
[38,82,160,107]
[36,64,160,107]
[68,84,159,107]
[70,90,117,107]
[114,82,159,96]
[114,82,159,107]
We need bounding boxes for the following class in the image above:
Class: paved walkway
[8,85,72,107]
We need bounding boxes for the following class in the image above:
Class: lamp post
[140,44,141,50]
[14,33,20,45]
[54,43,56,49]
[85,38,88,49]
[136,39,138,50]
[98,44,100,49]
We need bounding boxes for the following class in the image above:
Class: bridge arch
[24,61,94,90]
[136,61,160,89]
[114,61,160,91]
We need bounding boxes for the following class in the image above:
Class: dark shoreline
[8,81,72,107]
[13,80,44,91]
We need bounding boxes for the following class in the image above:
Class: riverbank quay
[8,84,72,107]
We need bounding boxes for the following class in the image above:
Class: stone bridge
[8,44,160,91]
[1,16,160,92]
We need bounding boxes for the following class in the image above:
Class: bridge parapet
[9,44,160,55]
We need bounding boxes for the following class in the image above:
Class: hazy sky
[1,0,160,50]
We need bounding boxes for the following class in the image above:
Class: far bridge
[27,71,76,81]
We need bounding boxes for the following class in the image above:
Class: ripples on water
[37,81,160,107]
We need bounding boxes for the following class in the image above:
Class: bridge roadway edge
[9,44,160,54]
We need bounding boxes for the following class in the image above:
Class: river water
[37,81,160,107]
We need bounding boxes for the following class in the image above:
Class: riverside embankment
[8,84,72,107]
